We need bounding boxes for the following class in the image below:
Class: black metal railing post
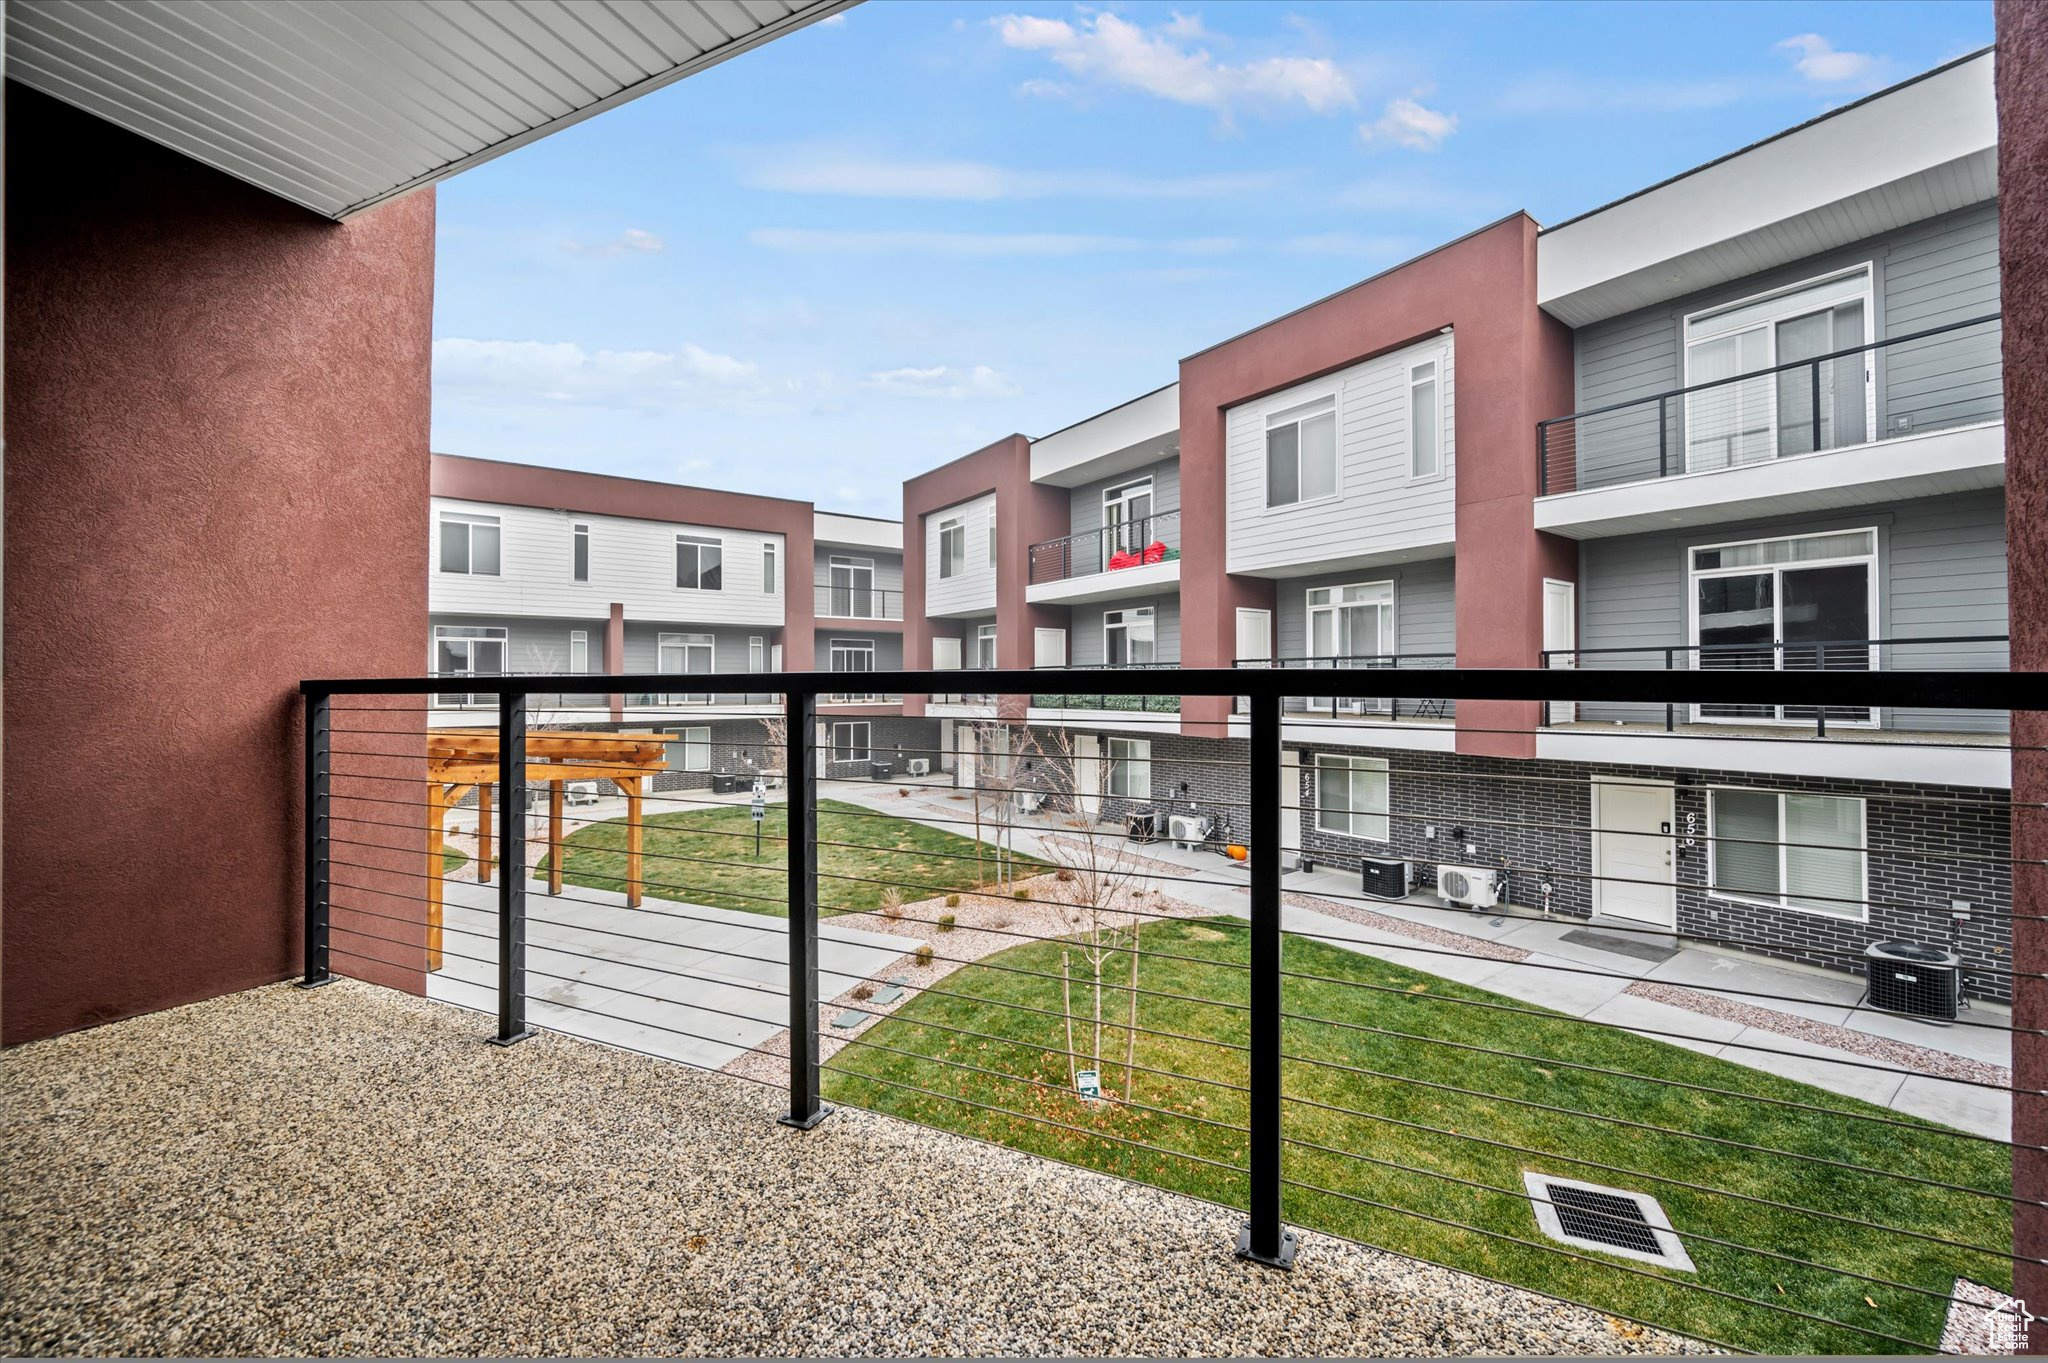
[1537,424,1548,496]
[299,691,335,989]
[1657,394,1669,479]
[780,686,832,1130]
[1664,648,1676,732]
[1236,690,1297,1269]
[1810,362,1823,454]
[490,691,535,1046]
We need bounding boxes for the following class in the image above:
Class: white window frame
[571,523,590,583]
[1406,356,1444,483]
[829,638,876,672]
[749,636,766,673]
[431,624,507,707]
[1686,527,1880,727]
[568,630,589,674]
[438,512,501,576]
[763,542,777,595]
[832,720,872,764]
[938,517,965,579]
[658,631,716,675]
[974,622,998,669]
[1102,476,1157,555]
[1306,581,1396,662]
[666,725,712,773]
[1102,605,1157,666]
[1707,787,1868,920]
[828,554,876,618]
[1263,395,1340,510]
[675,534,724,592]
[1313,753,1390,841]
[1106,737,1151,800]
[1681,264,1877,473]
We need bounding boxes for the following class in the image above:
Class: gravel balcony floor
[2,981,1708,1358]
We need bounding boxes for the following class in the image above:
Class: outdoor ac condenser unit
[906,758,930,777]
[1167,813,1205,849]
[1437,864,1503,910]
[1359,857,1413,901]
[1864,940,1961,1021]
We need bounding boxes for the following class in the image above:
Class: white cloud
[751,227,1144,257]
[434,337,766,408]
[1777,33,1883,85]
[557,227,665,258]
[815,10,846,25]
[1493,72,1748,114]
[1361,96,1457,151]
[865,365,1020,400]
[991,10,1355,122]
[742,151,1291,201]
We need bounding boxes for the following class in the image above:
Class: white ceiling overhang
[6,0,854,220]
[1537,50,1997,328]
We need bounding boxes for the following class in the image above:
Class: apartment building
[903,49,2012,999]
[430,454,936,783]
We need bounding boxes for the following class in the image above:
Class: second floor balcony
[1536,314,2003,539]
[1026,509,1182,606]
[814,581,904,623]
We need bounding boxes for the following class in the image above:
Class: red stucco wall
[1995,2,2048,1340]
[3,86,437,1043]
[1177,215,1576,750]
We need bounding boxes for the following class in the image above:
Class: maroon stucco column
[3,87,436,1041]
[1998,1,2048,1345]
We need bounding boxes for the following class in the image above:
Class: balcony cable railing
[1028,508,1182,585]
[1233,651,1456,720]
[1031,659,1183,712]
[301,663,2044,1355]
[1537,312,2002,496]
[814,581,904,620]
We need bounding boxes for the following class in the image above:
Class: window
[439,513,501,575]
[1408,360,1441,480]
[572,523,589,583]
[939,517,965,578]
[1106,737,1151,799]
[828,555,875,618]
[1306,582,1394,661]
[1103,606,1157,665]
[763,543,777,595]
[665,725,711,772]
[1103,477,1156,556]
[1265,398,1338,508]
[932,637,963,671]
[749,636,766,673]
[1314,754,1389,840]
[1691,529,1876,725]
[832,721,872,763]
[829,638,876,673]
[1710,789,1866,918]
[569,630,589,674]
[658,632,715,675]
[975,623,998,669]
[432,625,506,706]
[988,509,998,567]
[1684,265,1873,470]
[675,535,723,591]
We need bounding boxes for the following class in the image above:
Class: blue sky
[430,0,1992,517]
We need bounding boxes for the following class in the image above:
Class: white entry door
[1593,781,1676,928]
[1073,733,1102,820]
[1543,579,1576,725]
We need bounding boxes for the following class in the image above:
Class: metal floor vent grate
[1523,1173,1695,1272]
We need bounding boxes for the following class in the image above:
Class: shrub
[1012,886,1032,901]
[914,943,934,967]
[936,913,957,933]
[898,787,910,797]
[1054,868,1075,882]
[945,893,961,908]
[851,981,876,1001]
[878,886,906,921]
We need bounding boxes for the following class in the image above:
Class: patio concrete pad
[1840,1003,2012,1068]
[1580,993,1748,1057]
[1642,948,1864,1026]
[1715,1028,1907,1108]
[1481,953,1635,1015]
[427,879,920,1068]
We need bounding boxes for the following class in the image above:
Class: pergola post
[547,780,565,896]
[478,781,494,884]
[624,774,644,907]
[424,780,446,972]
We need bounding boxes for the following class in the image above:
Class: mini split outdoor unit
[1359,857,1413,901]
[905,757,930,777]
[1167,813,1207,849]
[1864,940,1961,1021]
[1437,864,1505,910]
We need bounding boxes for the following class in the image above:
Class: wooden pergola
[425,729,670,970]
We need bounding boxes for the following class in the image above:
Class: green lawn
[442,846,468,876]
[823,917,2009,1354]
[541,797,1044,917]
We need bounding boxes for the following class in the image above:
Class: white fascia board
[815,512,902,552]
[1025,558,1182,606]
[1538,53,1995,310]
[1031,383,1181,487]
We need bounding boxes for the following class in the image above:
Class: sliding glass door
[1693,531,1876,725]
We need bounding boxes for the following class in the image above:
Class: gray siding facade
[1272,557,1457,662]
[1575,489,2009,730]
[1066,459,1182,543]
[1069,596,1182,666]
[430,613,609,675]
[1570,202,2002,489]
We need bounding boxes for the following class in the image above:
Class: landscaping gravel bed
[3,981,1709,1357]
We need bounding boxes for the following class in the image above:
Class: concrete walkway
[425,876,920,1069]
